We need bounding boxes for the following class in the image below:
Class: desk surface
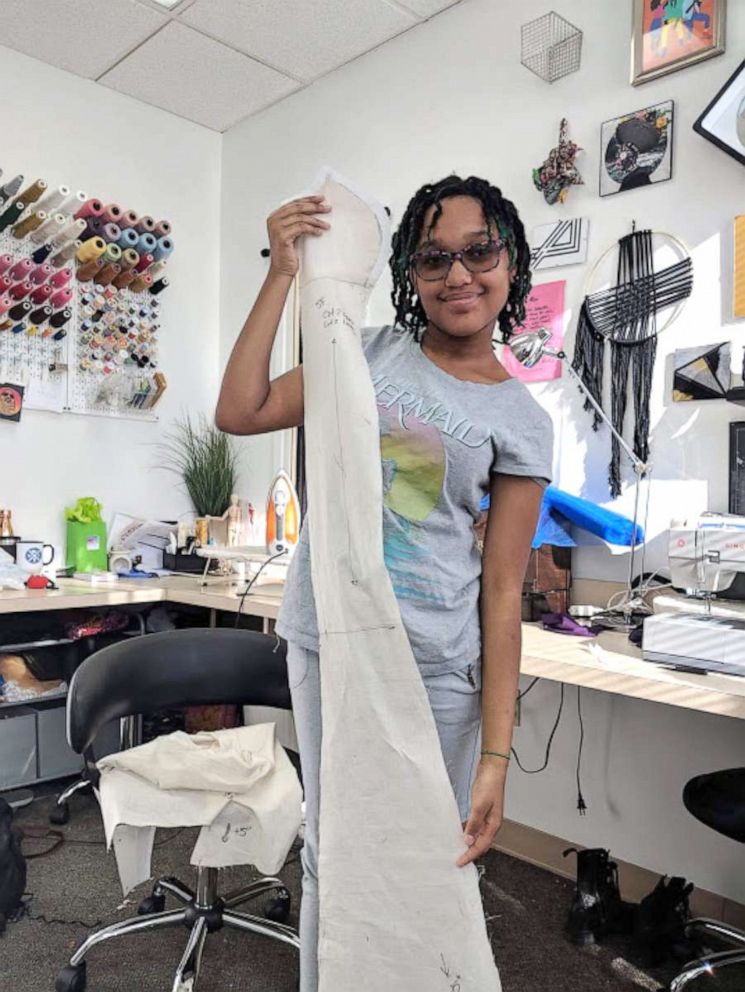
[2,581,744,721]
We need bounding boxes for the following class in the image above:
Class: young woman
[216,175,553,991]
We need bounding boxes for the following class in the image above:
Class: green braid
[390,175,532,343]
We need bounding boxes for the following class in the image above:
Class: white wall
[0,45,223,556]
[220,0,745,902]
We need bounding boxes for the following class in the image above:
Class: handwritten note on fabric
[502,280,566,382]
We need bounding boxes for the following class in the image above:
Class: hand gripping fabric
[299,169,501,991]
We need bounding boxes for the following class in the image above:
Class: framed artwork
[600,101,674,197]
[693,58,745,169]
[631,0,726,86]
[672,342,731,401]
[501,280,565,383]
[530,218,589,270]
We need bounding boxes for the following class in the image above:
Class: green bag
[65,520,108,572]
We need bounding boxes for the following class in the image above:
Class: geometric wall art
[672,342,731,401]
[530,218,589,270]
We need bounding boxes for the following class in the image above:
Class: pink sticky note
[502,280,565,382]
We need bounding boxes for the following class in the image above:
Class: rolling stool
[668,768,745,991]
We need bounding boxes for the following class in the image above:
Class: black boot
[563,847,633,945]
[633,875,697,967]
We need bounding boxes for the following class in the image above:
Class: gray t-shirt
[275,325,554,675]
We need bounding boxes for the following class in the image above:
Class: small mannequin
[208,494,242,547]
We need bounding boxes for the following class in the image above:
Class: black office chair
[668,768,745,992]
[55,628,301,992]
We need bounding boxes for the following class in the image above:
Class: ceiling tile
[394,0,461,15]
[0,0,167,79]
[99,21,298,131]
[179,0,416,82]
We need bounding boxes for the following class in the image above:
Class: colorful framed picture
[600,101,674,197]
[631,0,726,86]
[693,59,745,169]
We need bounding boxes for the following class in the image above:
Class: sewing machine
[643,513,745,675]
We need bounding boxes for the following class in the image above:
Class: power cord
[233,550,288,627]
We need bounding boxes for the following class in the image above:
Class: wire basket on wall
[521,11,583,84]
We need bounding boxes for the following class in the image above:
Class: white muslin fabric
[96,723,302,895]
[299,169,501,990]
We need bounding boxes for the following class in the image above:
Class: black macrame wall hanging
[571,227,693,497]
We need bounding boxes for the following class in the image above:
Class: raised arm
[215,195,331,436]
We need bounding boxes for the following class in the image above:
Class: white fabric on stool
[97,723,302,895]
[299,169,501,990]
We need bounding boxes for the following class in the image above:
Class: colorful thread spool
[101,204,122,224]
[49,308,71,329]
[49,287,73,309]
[29,304,52,325]
[135,215,156,234]
[55,217,86,245]
[149,277,169,296]
[136,233,157,255]
[153,219,172,238]
[102,222,121,244]
[75,199,104,220]
[8,301,31,322]
[113,269,137,290]
[0,175,23,204]
[31,212,66,243]
[0,275,13,293]
[12,210,47,239]
[119,209,139,229]
[134,252,154,273]
[152,236,174,262]
[17,179,47,205]
[30,283,53,305]
[49,267,72,289]
[130,272,153,294]
[9,258,33,281]
[102,243,122,263]
[31,243,53,264]
[148,259,168,279]
[29,262,53,285]
[77,258,104,282]
[77,238,107,263]
[117,228,139,250]
[95,263,121,287]
[0,295,12,317]
[50,240,82,267]
[0,255,12,277]
[9,280,32,300]
[37,185,71,213]
[0,201,25,233]
[121,249,140,270]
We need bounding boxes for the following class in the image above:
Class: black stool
[668,768,745,991]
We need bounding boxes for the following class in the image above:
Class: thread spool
[8,301,31,322]
[49,287,73,309]
[0,201,25,233]
[149,277,169,296]
[29,304,52,325]
[134,252,154,273]
[84,217,106,241]
[152,236,174,262]
[31,243,53,264]
[148,259,168,279]
[117,228,139,250]
[52,328,67,341]
[0,255,12,276]
[102,242,122,263]
[135,215,156,234]
[77,258,104,282]
[49,307,71,329]
[120,249,140,270]
[130,272,153,294]
[31,212,66,243]
[0,296,11,317]
[55,218,86,244]
[76,238,107,264]
[9,280,32,300]
[29,262,53,285]
[102,222,121,243]
[0,175,23,203]
[37,185,71,213]
[17,179,47,205]
[113,268,137,290]
[50,240,82,267]
[136,233,157,255]
[30,283,53,305]
[95,263,121,287]
[9,258,33,281]
[49,267,72,289]
[75,198,104,221]
[153,219,172,238]
[101,204,122,224]
[119,209,139,229]
[12,210,47,239]
[0,275,13,293]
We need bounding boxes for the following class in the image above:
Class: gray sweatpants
[286,642,483,992]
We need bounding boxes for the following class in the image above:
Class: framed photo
[631,0,726,86]
[693,59,745,168]
[600,101,674,198]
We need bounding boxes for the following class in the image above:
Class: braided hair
[390,175,531,343]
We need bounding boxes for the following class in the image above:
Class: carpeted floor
[2,791,739,991]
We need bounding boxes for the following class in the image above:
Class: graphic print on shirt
[372,372,491,604]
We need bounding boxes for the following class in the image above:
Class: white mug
[16,540,54,575]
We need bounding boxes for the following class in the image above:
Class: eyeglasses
[409,239,505,281]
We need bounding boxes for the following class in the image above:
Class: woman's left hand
[456,760,507,867]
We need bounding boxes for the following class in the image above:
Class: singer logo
[725,543,745,550]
